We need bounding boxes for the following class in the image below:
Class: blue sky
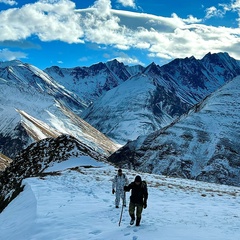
[0,0,240,69]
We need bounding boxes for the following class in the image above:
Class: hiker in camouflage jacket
[112,169,129,208]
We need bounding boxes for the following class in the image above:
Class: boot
[136,217,141,226]
[130,215,135,225]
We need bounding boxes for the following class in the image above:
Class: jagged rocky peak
[108,76,240,187]
[88,61,107,73]
[143,62,162,75]
[106,59,132,81]
[202,52,240,77]
[202,52,230,64]
[106,59,123,68]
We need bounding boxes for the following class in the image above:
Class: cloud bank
[0,0,17,6]
[0,0,240,63]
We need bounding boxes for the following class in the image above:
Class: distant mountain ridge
[1,52,240,157]
[79,52,240,143]
[45,59,144,105]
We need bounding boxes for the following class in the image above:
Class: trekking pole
[118,192,125,226]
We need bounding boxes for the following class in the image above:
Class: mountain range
[0,52,240,211]
[46,52,240,144]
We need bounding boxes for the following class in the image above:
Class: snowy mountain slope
[16,105,118,156]
[0,156,239,240]
[0,78,59,157]
[0,62,118,158]
[45,59,141,105]
[108,76,240,187]
[0,60,87,113]
[82,73,190,144]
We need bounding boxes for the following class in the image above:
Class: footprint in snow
[89,229,102,235]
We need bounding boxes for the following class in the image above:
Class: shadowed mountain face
[108,76,240,187]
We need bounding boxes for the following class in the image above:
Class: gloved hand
[143,202,147,209]
[112,189,115,194]
[124,186,128,191]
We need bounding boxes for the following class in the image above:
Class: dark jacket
[124,181,148,205]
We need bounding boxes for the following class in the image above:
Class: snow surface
[0,156,240,240]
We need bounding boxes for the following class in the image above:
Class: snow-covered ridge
[0,134,107,213]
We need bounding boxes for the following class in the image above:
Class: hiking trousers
[129,201,143,219]
[115,190,126,207]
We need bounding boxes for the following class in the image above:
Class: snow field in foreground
[0,156,240,240]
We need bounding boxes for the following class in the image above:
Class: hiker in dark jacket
[124,175,148,226]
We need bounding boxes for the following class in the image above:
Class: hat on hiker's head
[135,175,141,182]
[118,168,122,173]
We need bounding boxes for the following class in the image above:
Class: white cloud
[230,0,240,9]
[205,6,225,19]
[0,48,27,61]
[1,0,240,63]
[112,51,144,65]
[116,56,144,65]
[0,0,17,6]
[204,0,240,27]
[184,15,202,24]
[204,0,240,20]
[116,0,136,8]
[0,0,84,43]
[92,0,112,16]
